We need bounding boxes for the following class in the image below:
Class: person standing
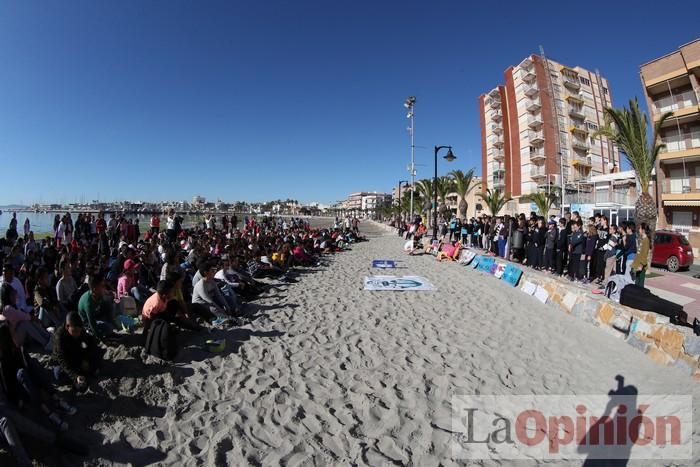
[555,218,568,276]
[631,224,650,287]
[544,220,557,272]
[569,221,585,282]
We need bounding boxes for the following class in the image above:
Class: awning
[664,200,700,207]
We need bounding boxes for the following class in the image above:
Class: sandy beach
[24,220,697,466]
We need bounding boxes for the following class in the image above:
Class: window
[656,234,669,245]
[603,87,608,95]
[586,122,599,131]
[579,77,591,86]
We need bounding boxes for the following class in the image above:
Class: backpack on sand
[145,319,178,360]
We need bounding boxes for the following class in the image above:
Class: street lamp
[433,145,456,240]
[404,96,416,220]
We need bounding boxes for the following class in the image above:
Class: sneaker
[212,317,230,327]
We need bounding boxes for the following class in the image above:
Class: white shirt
[0,276,33,313]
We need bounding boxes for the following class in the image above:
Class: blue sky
[0,0,698,206]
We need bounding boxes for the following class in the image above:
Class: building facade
[640,39,700,246]
[480,54,620,212]
[566,170,637,225]
[343,191,392,218]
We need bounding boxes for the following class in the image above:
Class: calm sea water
[0,211,335,235]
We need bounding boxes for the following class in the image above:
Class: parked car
[652,230,693,272]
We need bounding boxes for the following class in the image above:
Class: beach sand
[11,220,699,466]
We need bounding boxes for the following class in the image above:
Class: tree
[521,189,559,216]
[480,189,512,216]
[416,179,434,222]
[595,98,672,266]
[435,176,455,219]
[449,169,478,220]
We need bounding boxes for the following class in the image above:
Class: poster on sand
[364,275,436,291]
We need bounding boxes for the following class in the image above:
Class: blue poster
[372,260,396,269]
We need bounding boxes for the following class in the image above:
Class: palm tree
[521,189,559,216]
[480,188,512,216]
[594,98,672,264]
[435,176,455,218]
[449,169,478,220]
[416,179,434,223]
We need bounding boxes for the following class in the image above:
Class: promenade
[71,221,699,466]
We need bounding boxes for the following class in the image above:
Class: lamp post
[433,145,456,240]
[404,96,416,220]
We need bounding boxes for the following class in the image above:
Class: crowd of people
[398,211,651,288]
[0,210,364,465]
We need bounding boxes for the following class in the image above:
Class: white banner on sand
[364,275,436,291]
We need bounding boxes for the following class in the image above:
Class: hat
[548,219,557,225]
[123,259,140,271]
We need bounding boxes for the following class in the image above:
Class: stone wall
[373,221,700,381]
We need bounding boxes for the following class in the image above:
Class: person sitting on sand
[142,280,200,332]
[0,263,33,314]
[0,323,76,432]
[53,312,102,392]
[116,258,152,307]
[77,273,116,342]
[33,267,62,329]
[0,284,51,352]
[191,261,234,320]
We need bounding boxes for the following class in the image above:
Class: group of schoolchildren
[0,211,361,465]
[400,210,651,288]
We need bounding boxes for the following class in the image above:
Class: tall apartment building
[479,54,620,212]
[640,39,700,244]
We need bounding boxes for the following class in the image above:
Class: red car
[652,230,694,272]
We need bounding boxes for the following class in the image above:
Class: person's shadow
[579,374,638,467]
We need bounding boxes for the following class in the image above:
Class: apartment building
[479,54,620,212]
[640,39,700,245]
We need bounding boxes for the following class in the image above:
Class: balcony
[595,189,636,206]
[490,98,501,109]
[493,176,505,189]
[523,84,538,97]
[569,105,586,119]
[520,57,534,70]
[526,98,542,112]
[492,164,506,175]
[489,88,500,99]
[491,136,504,148]
[491,123,503,134]
[529,130,545,144]
[563,75,581,91]
[571,137,590,151]
[569,121,589,136]
[530,149,546,163]
[491,148,504,161]
[571,154,592,167]
[491,110,503,122]
[566,92,584,105]
[527,115,543,129]
[651,89,699,121]
[531,166,547,181]
[657,139,700,162]
[521,68,537,83]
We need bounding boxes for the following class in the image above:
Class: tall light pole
[433,145,457,240]
[404,96,416,221]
